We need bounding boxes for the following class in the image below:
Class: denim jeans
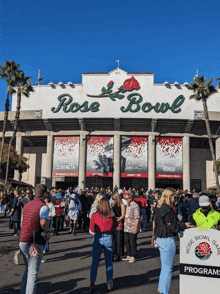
[90,233,114,283]
[156,237,176,294]
[19,242,44,294]
[44,240,49,252]
[139,208,147,230]
[14,221,20,235]
[2,204,8,216]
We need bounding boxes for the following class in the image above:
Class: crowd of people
[1,184,220,294]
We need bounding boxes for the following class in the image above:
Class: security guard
[190,195,220,229]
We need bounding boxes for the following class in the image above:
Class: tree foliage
[189,75,219,190]
[0,143,29,179]
[216,158,220,174]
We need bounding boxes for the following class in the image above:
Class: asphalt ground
[0,214,179,294]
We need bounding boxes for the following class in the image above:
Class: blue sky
[0,0,220,111]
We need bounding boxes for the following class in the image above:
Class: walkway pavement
[0,215,179,294]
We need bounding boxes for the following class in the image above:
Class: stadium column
[46,132,53,188]
[78,133,86,189]
[183,135,190,190]
[14,133,23,182]
[148,135,155,190]
[215,138,220,184]
[113,134,120,189]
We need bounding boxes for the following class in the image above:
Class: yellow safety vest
[193,207,220,229]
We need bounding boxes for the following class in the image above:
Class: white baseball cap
[199,195,210,207]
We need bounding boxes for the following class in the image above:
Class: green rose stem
[87,89,123,98]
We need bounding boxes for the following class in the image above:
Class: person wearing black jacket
[154,187,190,294]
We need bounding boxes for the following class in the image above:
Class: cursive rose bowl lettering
[121,94,185,113]
[51,94,185,115]
[51,94,100,113]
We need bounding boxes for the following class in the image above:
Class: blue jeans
[2,204,8,216]
[19,242,44,294]
[140,208,147,230]
[90,233,114,283]
[156,237,176,294]
[14,221,20,235]
[44,240,49,252]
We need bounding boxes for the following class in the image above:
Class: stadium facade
[2,68,220,191]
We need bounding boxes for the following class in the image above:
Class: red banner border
[156,173,183,179]
[121,173,148,178]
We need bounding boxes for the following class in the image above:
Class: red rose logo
[198,242,211,256]
[107,81,114,88]
[123,76,140,91]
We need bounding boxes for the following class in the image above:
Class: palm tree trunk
[0,92,10,172]
[5,138,13,184]
[202,98,220,190]
[5,92,21,184]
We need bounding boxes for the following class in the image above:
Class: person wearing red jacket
[89,198,117,292]
[52,195,65,235]
[134,191,148,231]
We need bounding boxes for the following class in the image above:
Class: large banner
[156,137,183,179]
[53,136,79,177]
[121,136,148,178]
[86,136,113,177]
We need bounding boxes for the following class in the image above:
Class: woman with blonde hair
[154,187,190,294]
[89,193,104,234]
[111,192,125,261]
[89,198,117,292]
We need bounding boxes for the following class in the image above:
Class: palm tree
[0,60,21,174]
[5,71,34,184]
[189,75,219,190]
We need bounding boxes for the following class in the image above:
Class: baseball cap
[199,195,210,207]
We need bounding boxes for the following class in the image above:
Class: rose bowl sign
[51,76,186,115]
[180,228,220,294]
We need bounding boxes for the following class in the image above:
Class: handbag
[29,231,40,258]
[116,220,123,231]
[9,217,13,229]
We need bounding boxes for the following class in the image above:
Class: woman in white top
[68,194,82,235]
[44,196,55,254]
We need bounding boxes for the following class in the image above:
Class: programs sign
[180,228,220,293]
[53,136,79,177]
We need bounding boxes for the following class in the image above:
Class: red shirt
[90,212,118,234]
[135,196,147,208]
[52,199,64,216]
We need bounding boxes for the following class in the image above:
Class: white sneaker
[41,259,47,263]
[128,257,135,263]
[14,250,20,265]
[122,256,131,261]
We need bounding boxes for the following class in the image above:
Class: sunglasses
[26,193,30,195]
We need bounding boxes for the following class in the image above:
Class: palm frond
[206,77,213,87]
[189,93,201,100]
